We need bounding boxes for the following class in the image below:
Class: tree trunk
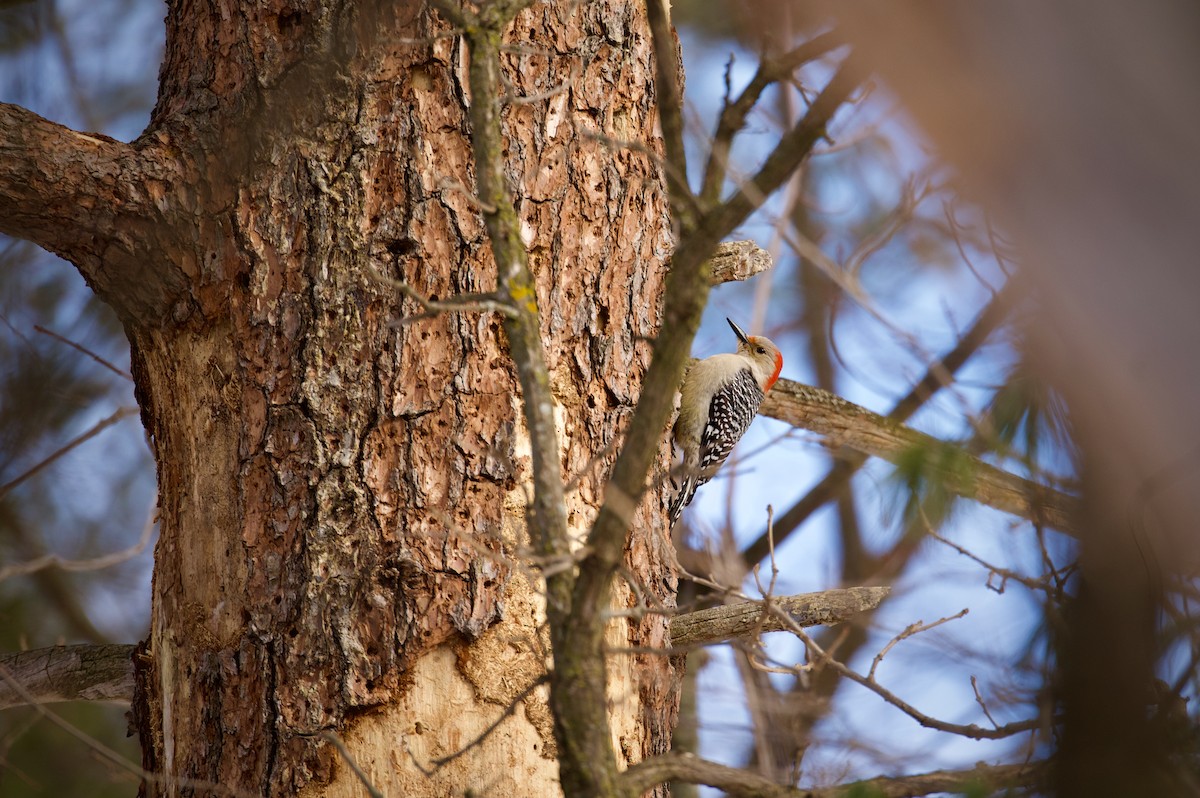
[2,0,676,795]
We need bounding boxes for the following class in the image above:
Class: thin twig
[430,675,549,767]
[783,616,1040,740]
[867,608,969,681]
[0,501,156,583]
[0,406,138,501]
[34,324,133,380]
[971,675,1001,730]
[322,732,384,798]
[368,264,516,320]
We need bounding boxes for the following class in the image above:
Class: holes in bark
[288,627,299,638]
[276,10,303,31]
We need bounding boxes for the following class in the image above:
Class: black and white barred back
[668,368,765,525]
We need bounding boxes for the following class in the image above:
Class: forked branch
[0,103,191,323]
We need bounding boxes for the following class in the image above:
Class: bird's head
[727,317,783,391]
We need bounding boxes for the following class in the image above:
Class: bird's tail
[668,474,698,527]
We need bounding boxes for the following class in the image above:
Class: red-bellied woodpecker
[668,318,783,527]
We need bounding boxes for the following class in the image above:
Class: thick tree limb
[0,644,135,709]
[618,752,1041,798]
[0,103,190,323]
[760,377,1080,534]
[670,586,888,647]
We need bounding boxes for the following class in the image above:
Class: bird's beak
[727,317,750,345]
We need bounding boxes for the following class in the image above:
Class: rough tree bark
[2,1,676,796]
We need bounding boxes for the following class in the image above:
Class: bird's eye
[756,346,766,354]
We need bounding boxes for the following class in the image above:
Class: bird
[668,317,783,527]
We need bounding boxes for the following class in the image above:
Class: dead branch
[709,240,774,285]
[670,586,889,648]
[759,377,1080,534]
[617,751,1042,797]
[742,283,1015,565]
[0,644,135,709]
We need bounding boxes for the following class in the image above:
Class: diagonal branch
[617,753,1041,798]
[0,103,190,323]
[700,29,846,207]
[759,377,1080,534]
[585,56,865,600]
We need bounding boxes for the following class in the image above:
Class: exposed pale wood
[669,586,889,647]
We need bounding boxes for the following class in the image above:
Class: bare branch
[759,377,1080,534]
[430,675,548,767]
[617,751,1041,797]
[686,56,864,262]
[670,586,889,648]
[867,608,969,681]
[971,675,1002,730]
[646,0,693,226]
[34,325,133,381]
[0,406,139,503]
[366,264,517,320]
[0,502,155,583]
[700,29,846,206]
[785,619,1041,740]
[322,732,384,798]
[0,644,135,709]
